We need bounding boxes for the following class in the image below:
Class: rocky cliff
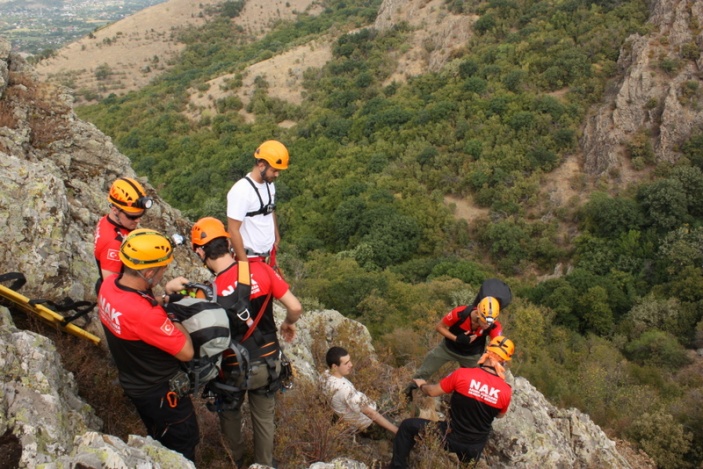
[582,0,703,175]
[0,39,645,468]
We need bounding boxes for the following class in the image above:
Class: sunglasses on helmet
[119,208,144,221]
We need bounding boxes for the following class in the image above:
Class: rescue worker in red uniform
[98,228,198,461]
[191,217,302,468]
[390,336,515,468]
[413,296,503,380]
[93,177,153,292]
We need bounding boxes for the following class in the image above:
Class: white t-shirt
[226,173,276,255]
[322,370,375,430]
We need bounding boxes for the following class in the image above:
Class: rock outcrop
[489,378,632,468]
[0,39,201,306]
[582,0,703,175]
[0,38,639,468]
[374,0,475,83]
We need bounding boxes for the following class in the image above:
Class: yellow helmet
[477,296,500,325]
[191,217,230,250]
[254,140,289,170]
[108,177,153,214]
[119,229,173,270]
[487,336,514,362]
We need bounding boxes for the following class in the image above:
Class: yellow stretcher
[0,273,101,345]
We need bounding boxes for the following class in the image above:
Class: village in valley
[0,0,167,55]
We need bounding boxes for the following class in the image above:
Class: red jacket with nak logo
[440,366,512,445]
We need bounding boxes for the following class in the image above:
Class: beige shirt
[322,370,375,430]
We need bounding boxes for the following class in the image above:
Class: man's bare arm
[361,406,398,434]
[227,217,247,261]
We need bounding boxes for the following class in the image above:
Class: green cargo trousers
[219,359,280,466]
[413,341,481,380]
[414,340,515,387]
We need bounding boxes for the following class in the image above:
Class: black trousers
[389,418,485,468]
[129,384,199,462]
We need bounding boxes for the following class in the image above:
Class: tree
[577,286,614,335]
[361,207,421,268]
[624,330,690,368]
[579,192,642,238]
[657,226,703,275]
[637,179,689,233]
[626,412,693,469]
[94,63,112,81]
[681,132,703,170]
[668,165,703,217]
[428,261,488,285]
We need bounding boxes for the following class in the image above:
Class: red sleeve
[270,268,290,299]
[441,305,469,327]
[439,370,458,394]
[134,304,187,356]
[94,217,126,273]
[250,262,290,299]
[489,321,503,338]
[496,380,512,413]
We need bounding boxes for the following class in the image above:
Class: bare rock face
[488,378,633,468]
[374,0,474,82]
[582,0,703,175]
[0,306,101,467]
[0,306,195,469]
[0,38,202,321]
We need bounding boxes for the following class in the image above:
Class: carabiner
[166,391,178,408]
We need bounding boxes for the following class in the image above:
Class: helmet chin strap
[109,206,129,230]
[137,267,163,288]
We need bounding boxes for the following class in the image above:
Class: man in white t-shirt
[322,346,398,436]
[226,140,289,264]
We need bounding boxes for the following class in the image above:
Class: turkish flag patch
[160,318,175,335]
[107,249,120,261]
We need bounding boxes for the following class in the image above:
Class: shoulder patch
[160,318,176,335]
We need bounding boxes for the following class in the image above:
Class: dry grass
[0,100,18,130]
[4,72,72,149]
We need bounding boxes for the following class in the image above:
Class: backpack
[458,278,513,322]
[471,278,513,310]
[164,284,252,397]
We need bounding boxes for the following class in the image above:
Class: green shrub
[623,330,691,368]
[625,411,693,469]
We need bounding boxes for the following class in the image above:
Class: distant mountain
[0,0,168,55]
[34,0,321,103]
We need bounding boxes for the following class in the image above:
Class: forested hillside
[76,0,703,466]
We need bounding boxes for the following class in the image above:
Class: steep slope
[34,0,319,103]
[185,0,477,123]
[0,38,648,469]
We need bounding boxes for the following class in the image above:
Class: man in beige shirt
[322,346,398,436]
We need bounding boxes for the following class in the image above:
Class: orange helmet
[119,229,173,270]
[487,336,514,362]
[191,217,230,250]
[477,296,500,325]
[108,177,153,214]
[254,140,289,170]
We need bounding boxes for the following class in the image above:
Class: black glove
[455,333,472,345]
[403,382,418,400]
[164,293,189,323]
[166,311,181,323]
